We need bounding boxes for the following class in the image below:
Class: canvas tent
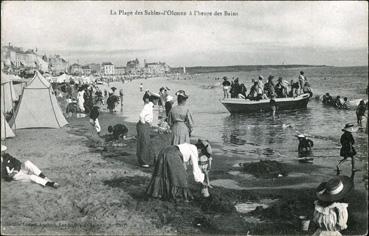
[10,71,68,129]
[1,72,18,114]
[1,112,15,140]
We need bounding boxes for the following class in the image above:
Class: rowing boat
[220,94,310,113]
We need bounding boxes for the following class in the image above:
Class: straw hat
[342,123,357,133]
[175,90,189,99]
[197,139,212,157]
[316,175,353,202]
[1,145,7,152]
[296,134,306,139]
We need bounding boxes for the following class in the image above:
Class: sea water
[113,66,368,190]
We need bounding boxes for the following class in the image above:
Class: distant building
[2,44,49,74]
[144,60,170,75]
[88,63,101,75]
[81,65,92,75]
[69,63,82,75]
[126,58,141,74]
[115,66,126,75]
[49,55,68,75]
[102,62,114,75]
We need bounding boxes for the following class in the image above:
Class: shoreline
[1,108,367,235]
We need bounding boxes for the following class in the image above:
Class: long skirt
[171,122,190,145]
[136,122,154,166]
[146,146,192,201]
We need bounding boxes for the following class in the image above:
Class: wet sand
[1,78,367,235]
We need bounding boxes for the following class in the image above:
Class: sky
[1,1,368,67]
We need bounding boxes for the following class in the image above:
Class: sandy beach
[1,76,367,235]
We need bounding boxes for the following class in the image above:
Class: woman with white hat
[312,175,353,236]
[146,139,212,201]
[337,123,357,171]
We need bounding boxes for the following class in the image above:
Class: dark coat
[1,153,22,180]
[340,131,356,157]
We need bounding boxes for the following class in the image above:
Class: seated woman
[237,83,247,99]
[313,175,353,236]
[146,139,212,201]
[274,77,288,98]
[247,79,259,100]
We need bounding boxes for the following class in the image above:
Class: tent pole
[48,88,61,128]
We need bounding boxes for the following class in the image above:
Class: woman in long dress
[146,139,212,201]
[77,88,85,113]
[167,90,194,145]
[136,91,160,168]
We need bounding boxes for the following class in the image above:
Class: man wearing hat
[1,145,59,188]
[337,123,357,171]
[312,175,353,236]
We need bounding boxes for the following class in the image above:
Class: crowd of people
[322,93,350,109]
[1,71,367,235]
[222,71,313,100]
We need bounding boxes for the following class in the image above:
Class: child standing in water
[198,139,213,198]
[337,123,357,171]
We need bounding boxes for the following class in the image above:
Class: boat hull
[221,94,310,113]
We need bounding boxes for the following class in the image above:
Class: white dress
[77,90,85,112]
[312,201,348,236]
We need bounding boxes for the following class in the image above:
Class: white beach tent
[10,71,68,129]
[1,72,17,114]
[54,73,70,83]
[1,112,15,140]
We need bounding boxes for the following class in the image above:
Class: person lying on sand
[1,145,59,189]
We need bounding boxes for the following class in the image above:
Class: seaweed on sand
[240,160,288,178]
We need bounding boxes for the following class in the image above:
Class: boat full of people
[221,93,310,113]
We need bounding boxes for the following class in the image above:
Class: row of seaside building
[1,44,171,77]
